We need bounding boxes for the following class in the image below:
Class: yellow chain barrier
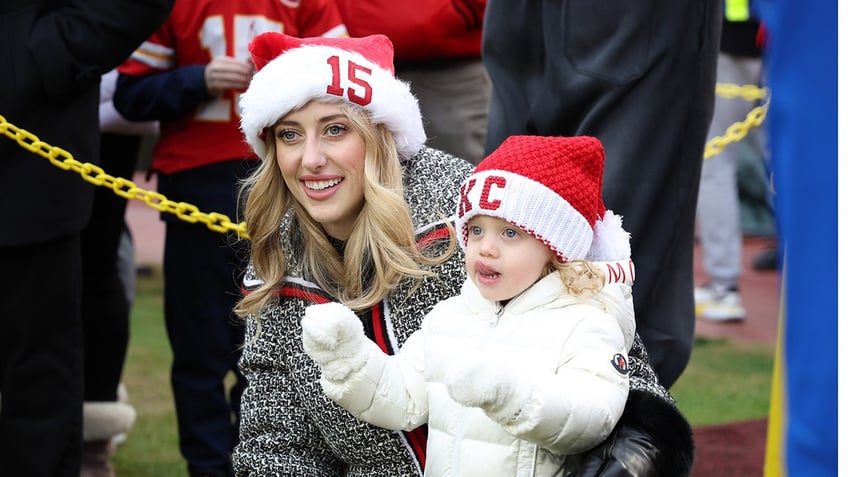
[0,113,250,239]
[0,83,768,239]
[705,83,770,159]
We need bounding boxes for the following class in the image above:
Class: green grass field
[113,271,774,475]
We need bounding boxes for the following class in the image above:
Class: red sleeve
[117,20,176,76]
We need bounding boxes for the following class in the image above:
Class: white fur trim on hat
[240,44,425,160]
[456,170,595,262]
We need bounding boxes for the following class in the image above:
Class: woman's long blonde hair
[235,101,454,317]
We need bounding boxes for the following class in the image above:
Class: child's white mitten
[301,302,370,382]
[444,354,532,423]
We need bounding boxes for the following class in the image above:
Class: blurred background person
[113,1,347,475]
[79,68,160,477]
[758,0,837,473]
[694,0,767,322]
[0,1,173,475]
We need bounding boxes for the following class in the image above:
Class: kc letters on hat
[456,135,631,262]
[240,32,425,160]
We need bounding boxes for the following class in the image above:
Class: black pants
[80,133,141,401]
[483,0,721,387]
[158,159,255,475]
[0,234,84,476]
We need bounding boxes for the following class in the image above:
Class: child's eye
[469,225,482,236]
[504,228,519,238]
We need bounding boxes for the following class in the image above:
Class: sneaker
[694,284,746,321]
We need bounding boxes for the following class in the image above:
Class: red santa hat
[239,32,425,160]
[456,135,631,262]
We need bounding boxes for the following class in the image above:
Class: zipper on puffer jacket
[489,303,505,327]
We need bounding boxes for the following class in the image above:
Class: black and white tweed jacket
[231,147,680,477]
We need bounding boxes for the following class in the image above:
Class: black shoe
[752,247,779,271]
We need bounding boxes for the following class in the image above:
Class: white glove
[444,354,531,422]
[301,302,370,382]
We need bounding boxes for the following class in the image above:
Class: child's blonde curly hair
[549,260,605,298]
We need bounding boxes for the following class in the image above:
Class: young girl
[301,135,636,476]
[233,32,693,476]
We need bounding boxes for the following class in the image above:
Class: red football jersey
[119,0,347,174]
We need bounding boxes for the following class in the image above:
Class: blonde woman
[233,32,694,476]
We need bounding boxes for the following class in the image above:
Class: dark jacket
[570,389,694,476]
[0,0,173,246]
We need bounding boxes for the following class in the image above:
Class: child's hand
[301,303,370,382]
[444,354,531,423]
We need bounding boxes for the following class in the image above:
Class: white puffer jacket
[318,272,634,477]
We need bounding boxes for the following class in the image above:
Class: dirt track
[691,236,778,476]
[693,419,768,476]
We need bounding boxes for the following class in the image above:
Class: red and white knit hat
[239,32,425,160]
[456,135,631,262]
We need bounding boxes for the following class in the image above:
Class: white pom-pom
[587,211,631,261]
